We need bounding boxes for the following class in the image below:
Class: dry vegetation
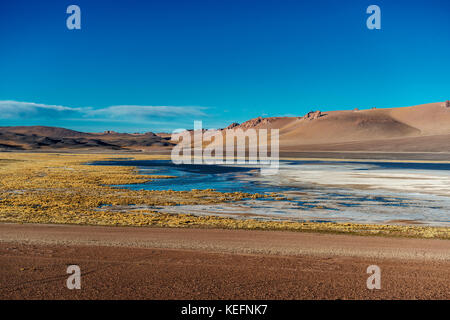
[0,152,448,239]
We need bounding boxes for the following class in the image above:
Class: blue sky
[1,0,449,132]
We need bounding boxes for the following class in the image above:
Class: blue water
[348,161,450,171]
[92,160,280,193]
[90,159,450,226]
[90,159,450,193]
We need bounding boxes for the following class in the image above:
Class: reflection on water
[92,160,450,227]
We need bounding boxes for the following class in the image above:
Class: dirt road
[0,223,449,299]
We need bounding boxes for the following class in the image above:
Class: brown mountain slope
[0,126,89,138]
[224,102,450,152]
[0,126,174,151]
[280,111,421,145]
[387,102,450,135]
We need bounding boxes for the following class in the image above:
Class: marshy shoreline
[0,152,449,238]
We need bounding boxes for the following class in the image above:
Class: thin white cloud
[0,100,82,119]
[0,100,207,121]
[86,105,207,119]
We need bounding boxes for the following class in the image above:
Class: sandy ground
[0,223,449,300]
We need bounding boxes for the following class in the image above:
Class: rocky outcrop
[301,111,323,120]
[226,122,240,129]
[239,117,264,129]
[228,117,279,130]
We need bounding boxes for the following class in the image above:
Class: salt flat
[154,161,450,226]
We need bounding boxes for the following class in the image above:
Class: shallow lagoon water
[92,160,450,227]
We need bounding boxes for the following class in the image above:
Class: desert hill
[0,126,174,151]
[223,102,450,152]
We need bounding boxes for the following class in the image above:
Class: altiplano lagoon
[95,159,450,227]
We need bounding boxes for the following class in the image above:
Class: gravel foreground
[0,223,449,300]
